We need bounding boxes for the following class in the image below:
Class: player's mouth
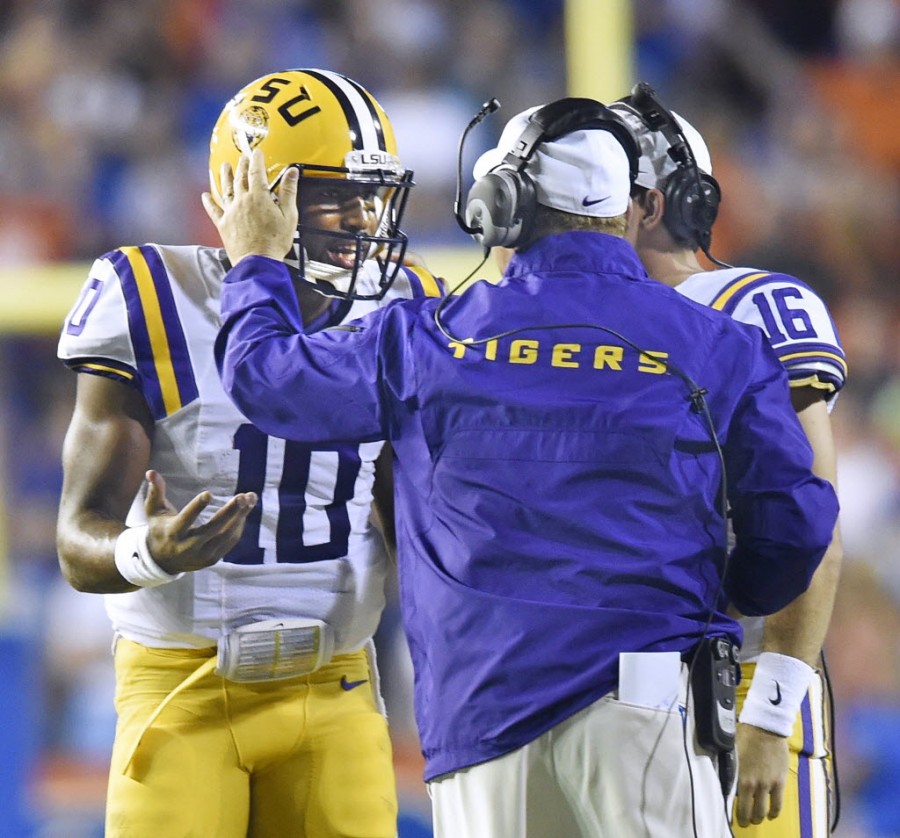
[326,247,357,270]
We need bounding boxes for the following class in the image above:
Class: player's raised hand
[143,470,257,574]
[201,147,299,265]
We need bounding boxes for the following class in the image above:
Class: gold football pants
[733,662,834,837]
[105,637,397,838]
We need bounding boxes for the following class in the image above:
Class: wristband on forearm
[114,525,184,588]
[738,651,814,737]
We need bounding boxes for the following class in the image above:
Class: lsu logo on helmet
[229,104,270,154]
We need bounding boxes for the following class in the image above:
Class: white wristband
[114,525,184,588]
[738,651,814,737]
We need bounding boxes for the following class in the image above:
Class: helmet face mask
[209,69,414,300]
[288,165,412,301]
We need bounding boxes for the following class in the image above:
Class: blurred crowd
[0,0,897,836]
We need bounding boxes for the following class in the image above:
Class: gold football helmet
[209,69,413,300]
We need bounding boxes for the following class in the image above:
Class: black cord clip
[689,387,709,413]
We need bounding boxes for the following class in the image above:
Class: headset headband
[616,82,721,253]
[502,97,640,184]
[620,83,696,174]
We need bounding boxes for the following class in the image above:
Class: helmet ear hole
[465,167,536,249]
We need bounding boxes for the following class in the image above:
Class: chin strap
[304,258,353,294]
[284,235,354,294]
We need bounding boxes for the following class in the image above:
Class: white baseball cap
[609,103,713,190]
[472,105,633,218]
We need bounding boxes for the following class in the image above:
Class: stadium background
[0,1,897,835]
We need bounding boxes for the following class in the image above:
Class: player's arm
[57,374,153,592]
[722,336,838,617]
[734,386,842,827]
[770,386,842,664]
[56,374,257,593]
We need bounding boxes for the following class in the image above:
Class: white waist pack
[216,618,335,682]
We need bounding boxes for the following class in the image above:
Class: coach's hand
[202,147,299,265]
[734,722,789,826]
[143,470,257,574]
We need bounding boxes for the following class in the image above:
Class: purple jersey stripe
[110,249,166,419]
[710,272,771,315]
[713,271,821,316]
[402,265,444,299]
[778,340,847,360]
[65,356,139,385]
[138,246,199,410]
[799,692,814,837]
[719,275,773,315]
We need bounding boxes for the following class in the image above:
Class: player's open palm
[143,469,257,574]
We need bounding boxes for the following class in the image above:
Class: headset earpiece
[464,165,537,249]
[621,83,720,252]
[662,168,721,251]
[463,97,639,250]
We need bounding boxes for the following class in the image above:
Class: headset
[616,82,722,256]
[455,97,640,249]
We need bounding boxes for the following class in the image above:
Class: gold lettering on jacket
[448,341,669,373]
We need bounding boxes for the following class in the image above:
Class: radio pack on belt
[690,636,740,796]
[690,635,739,751]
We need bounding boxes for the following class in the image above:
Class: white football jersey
[677,268,846,407]
[58,244,443,651]
[677,267,846,660]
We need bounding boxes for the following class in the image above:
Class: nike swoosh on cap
[341,675,368,691]
[581,195,610,207]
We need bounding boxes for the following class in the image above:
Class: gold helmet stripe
[303,69,387,152]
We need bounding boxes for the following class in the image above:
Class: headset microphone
[454,97,501,235]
